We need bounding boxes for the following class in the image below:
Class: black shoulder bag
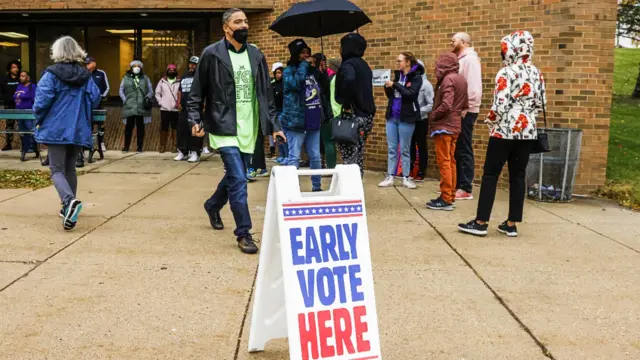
[138,77,153,110]
[531,87,550,154]
[331,108,359,146]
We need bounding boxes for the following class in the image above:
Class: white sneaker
[403,177,417,189]
[187,151,200,163]
[202,147,211,154]
[378,175,395,187]
[101,143,107,152]
[174,152,186,161]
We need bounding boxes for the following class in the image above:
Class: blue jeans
[205,146,252,238]
[386,118,415,177]
[284,128,322,191]
[18,119,36,153]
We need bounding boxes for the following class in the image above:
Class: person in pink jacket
[155,64,181,153]
[451,32,482,201]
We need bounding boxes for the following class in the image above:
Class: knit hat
[189,56,199,64]
[288,38,310,60]
[129,60,143,69]
[271,62,284,73]
[166,64,177,71]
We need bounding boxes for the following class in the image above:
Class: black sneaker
[458,220,488,236]
[76,159,85,168]
[497,221,518,237]
[63,199,83,231]
[237,234,259,254]
[426,197,454,211]
[204,204,224,230]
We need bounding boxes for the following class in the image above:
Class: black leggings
[476,137,534,223]
[176,110,203,155]
[124,116,145,151]
[410,119,428,176]
[160,111,179,131]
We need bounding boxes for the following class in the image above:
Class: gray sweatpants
[47,144,80,206]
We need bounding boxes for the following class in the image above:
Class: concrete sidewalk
[0,151,639,360]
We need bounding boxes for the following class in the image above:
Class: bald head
[451,32,472,54]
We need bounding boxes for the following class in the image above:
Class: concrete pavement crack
[0,161,202,294]
[394,187,557,360]
[233,264,259,360]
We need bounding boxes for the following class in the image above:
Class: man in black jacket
[1,60,22,151]
[187,8,284,254]
[77,56,110,167]
[335,33,376,178]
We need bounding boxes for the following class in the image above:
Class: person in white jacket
[409,59,434,181]
[155,64,181,153]
[451,32,482,200]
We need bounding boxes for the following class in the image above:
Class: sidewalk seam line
[394,187,556,360]
[233,264,259,360]
[0,161,201,294]
[530,202,640,255]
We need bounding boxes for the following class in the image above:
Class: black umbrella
[269,0,372,39]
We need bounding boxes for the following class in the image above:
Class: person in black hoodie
[1,60,22,151]
[335,33,376,178]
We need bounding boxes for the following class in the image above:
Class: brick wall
[246,0,617,192]
[0,0,272,10]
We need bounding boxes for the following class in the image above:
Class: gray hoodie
[416,59,434,120]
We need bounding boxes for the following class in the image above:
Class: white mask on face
[132,67,141,75]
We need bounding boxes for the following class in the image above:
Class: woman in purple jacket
[13,71,39,161]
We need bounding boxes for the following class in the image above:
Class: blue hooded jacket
[280,60,311,131]
[34,63,102,148]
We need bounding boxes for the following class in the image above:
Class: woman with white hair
[34,36,102,231]
[119,60,153,153]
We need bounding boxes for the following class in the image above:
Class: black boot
[41,154,49,166]
[76,152,85,168]
[20,151,27,162]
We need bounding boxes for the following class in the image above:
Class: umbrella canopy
[269,0,372,38]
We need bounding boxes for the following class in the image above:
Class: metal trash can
[526,128,583,202]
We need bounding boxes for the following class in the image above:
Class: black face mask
[167,72,177,78]
[232,28,249,44]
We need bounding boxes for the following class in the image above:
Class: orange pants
[434,134,458,204]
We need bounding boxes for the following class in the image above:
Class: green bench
[0,109,106,163]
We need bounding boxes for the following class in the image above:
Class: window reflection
[141,30,192,87]
[87,27,138,97]
[36,26,84,80]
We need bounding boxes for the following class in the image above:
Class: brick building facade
[0,0,618,191]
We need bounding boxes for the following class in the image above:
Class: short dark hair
[222,8,244,25]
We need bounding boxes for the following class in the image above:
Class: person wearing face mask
[186,8,285,254]
[119,60,153,153]
[176,56,203,162]
[13,71,39,161]
[155,64,181,154]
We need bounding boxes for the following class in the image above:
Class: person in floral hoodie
[458,30,546,238]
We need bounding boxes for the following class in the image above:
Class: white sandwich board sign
[248,165,382,360]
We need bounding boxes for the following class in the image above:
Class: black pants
[160,110,179,131]
[455,112,478,193]
[476,137,534,223]
[176,110,203,155]
[250,131,266,170]
[410,119,428,176]
[124,116,145,151]
[4,119,16,145]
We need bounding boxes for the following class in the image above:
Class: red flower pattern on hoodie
[485,30,547,140]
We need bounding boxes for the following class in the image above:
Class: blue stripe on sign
[283,204,363,218]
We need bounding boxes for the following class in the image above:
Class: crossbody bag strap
[540,87,548,129]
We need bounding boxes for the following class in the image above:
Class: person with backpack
[13,71,39,161]
[119,60,153,153]
[34,36,102,231]
[155,64,181,154]
[379,52,423,190]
